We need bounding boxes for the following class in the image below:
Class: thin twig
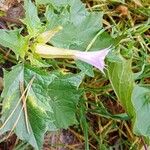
[0,86,28,130]
[141,137,148,150]
[0,47,17,64]
[19,81,30,133]
[0,76,35,130]
[6,76,35,139]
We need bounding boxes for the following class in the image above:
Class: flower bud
[37,26,63,43]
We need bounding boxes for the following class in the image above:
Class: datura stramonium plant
[34,27,111,73]
[35,44,110,73]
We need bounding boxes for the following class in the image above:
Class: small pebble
[116,5,128,16]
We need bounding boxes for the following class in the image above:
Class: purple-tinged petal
[74,48,110,73]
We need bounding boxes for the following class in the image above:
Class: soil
[0,134,17,150]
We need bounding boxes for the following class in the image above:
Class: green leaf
[25,65,83,129]
[44,0,104,50]
[0,64,82,149]
[35,0,51,5]
[0,29,28,58]
[132,85,150,137]
[23,0,44,36]
[46,12,103,50]
[89,102,129,120]
[37,0,116,52]
[28,54,50,68]
[107,54,150,139]
[44,1,105,76]
[60,72,84,88]
[134,64,145,80]
[89,32,115,50]
[47,78,82,128]
[37,0,87,26]
[1,64,50,150]
[107,55,135,117]
[76,60,94,77]
[79,99,89,150]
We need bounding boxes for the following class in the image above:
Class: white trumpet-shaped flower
[35,44,110,73]
[74,49,110,73]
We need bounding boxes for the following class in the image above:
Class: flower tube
[35,44,110,73]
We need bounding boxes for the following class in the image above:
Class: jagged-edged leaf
[46,11,103,50]
[47,79,82,128]
[0,29,28,58]
[107,55,150,140]
[0,64,82,149]
[44,1,104,76]
[28,54,50,68]
[23,0,44,36]
[1,64,51,150]
[37,0,87,26]
[76,60,94,77]
[60,72,84,88]
[132,85,150,137]
[25,65,83,129]
[107,55,135,117]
